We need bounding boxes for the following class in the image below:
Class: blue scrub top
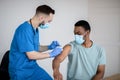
[9,21,52,80]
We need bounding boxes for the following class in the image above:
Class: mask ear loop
[84,30,89,36]
[83,31,90,41]
[39,15,46,25]
[82,32,86,36]
[44,18,49,24]
[82,31,88,40]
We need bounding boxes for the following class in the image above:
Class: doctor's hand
[49,47,62,58]
[48,41,60,50]
[53,71,63,80]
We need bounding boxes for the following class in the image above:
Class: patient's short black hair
[74,20,91,31]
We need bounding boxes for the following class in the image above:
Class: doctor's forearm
[26,51,50,60]
[39,45,49,52]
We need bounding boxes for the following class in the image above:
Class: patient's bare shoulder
[60,44,71,56]
[54,44,71,62]
[63,44,71,50]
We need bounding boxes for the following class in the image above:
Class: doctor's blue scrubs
[9,21,53,80]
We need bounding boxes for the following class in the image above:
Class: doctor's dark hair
[36,5,55,15]
[74,20,91,32]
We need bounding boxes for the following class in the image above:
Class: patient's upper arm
[55,44,71,62]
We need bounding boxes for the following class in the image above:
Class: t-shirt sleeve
[99,48,106,65]
[16,28,35,53]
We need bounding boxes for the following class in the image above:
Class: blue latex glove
[48,41,60,50]
[50,47,62,58]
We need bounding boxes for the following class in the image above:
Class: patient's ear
[86,30,90,35]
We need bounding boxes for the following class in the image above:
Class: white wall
[0,0,120,79]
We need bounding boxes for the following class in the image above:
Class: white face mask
[75,34,85,44]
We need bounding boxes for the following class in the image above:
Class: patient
[52,20,106,80]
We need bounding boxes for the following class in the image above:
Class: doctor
[9,5,62,80]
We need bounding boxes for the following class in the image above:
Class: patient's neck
[82,38,93,48]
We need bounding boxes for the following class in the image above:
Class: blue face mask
[39,23,49,29]
[75,35,85,44]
